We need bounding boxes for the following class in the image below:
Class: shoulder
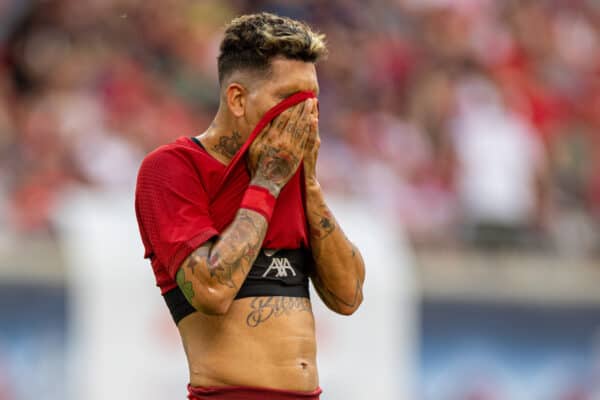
[138,136,210,179]
[140,137,191,169]
[136,136,221,200]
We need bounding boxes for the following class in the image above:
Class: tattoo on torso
[246,296,311,327]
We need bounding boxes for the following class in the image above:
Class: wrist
[302,162,318,187]
[250,177,281,198]
[240,185,277,222]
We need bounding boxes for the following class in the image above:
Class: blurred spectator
[450,70,549,248]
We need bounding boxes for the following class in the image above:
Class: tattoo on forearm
[314,276,362,310]
[206,210,267,289]
[177,209,266,303]
[176,209,267,311]
[213,131,242,158]
[177,245,211,304]
[246,296,311,327]
[207,251,237,289]
[309,203,336,240]
[185,249,207,274]
[304,193,365,313]
[176,268,195,303]
[317,215,335,237]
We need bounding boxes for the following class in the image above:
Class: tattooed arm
[305,183,365,315]
[176,208,268,315]
[303,111,365,315]
[175,99,316,315]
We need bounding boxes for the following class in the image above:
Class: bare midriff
[178,296,318,391]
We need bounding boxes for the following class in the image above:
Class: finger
[301,98,314,119]
[307,99,318,127]
[304,121,317,151]
[305,111,320,150]
[290,99,310,139]
[301,114,314,145]
[311,113,319,139]
[301,126,314,152]
[286,101,307,135]
[298,115,315,150]
[304,99,317,128]
[309,101,320,139]
[250,122,272,150]
[273,107,294,131]
[285,103,305,137]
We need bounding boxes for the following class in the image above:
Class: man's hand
[248,99,317,196]
[302,101,320,186]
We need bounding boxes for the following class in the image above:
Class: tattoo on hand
[246,296,311,327]
[213,131,242,158]
[253,145,299,194]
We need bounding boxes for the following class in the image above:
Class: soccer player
[135,12,365,400]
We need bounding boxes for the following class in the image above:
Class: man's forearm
[176,208,268,315]
[305,182,365,315]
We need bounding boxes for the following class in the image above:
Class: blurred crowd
[1,0,599,256]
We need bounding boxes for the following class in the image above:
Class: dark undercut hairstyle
[217,12,328,86]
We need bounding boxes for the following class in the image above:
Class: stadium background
[1,0,600,399]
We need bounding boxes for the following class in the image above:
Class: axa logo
[262,257,296,278]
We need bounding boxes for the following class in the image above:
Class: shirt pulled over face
[135,92,315,293]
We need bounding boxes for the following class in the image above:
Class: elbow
[338,297,363,316]
[193,289,234,316]
[337,307,358,316]
[334,289,363,316]
[196,302,230,316]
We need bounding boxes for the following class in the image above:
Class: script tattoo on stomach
[246,296,311,328]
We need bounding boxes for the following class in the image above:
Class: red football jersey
[135,136,309,293]
[136,91,315,293]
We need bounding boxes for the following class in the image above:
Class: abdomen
[178,296,318,391]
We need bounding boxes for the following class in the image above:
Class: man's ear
[225,83,246,118]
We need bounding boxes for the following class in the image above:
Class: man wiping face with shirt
[135,12,365,400]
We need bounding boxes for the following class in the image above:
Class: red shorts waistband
[187,384,322,400]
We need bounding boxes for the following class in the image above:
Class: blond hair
[218,12,327,84]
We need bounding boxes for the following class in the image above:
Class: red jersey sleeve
[135,148,218,278]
